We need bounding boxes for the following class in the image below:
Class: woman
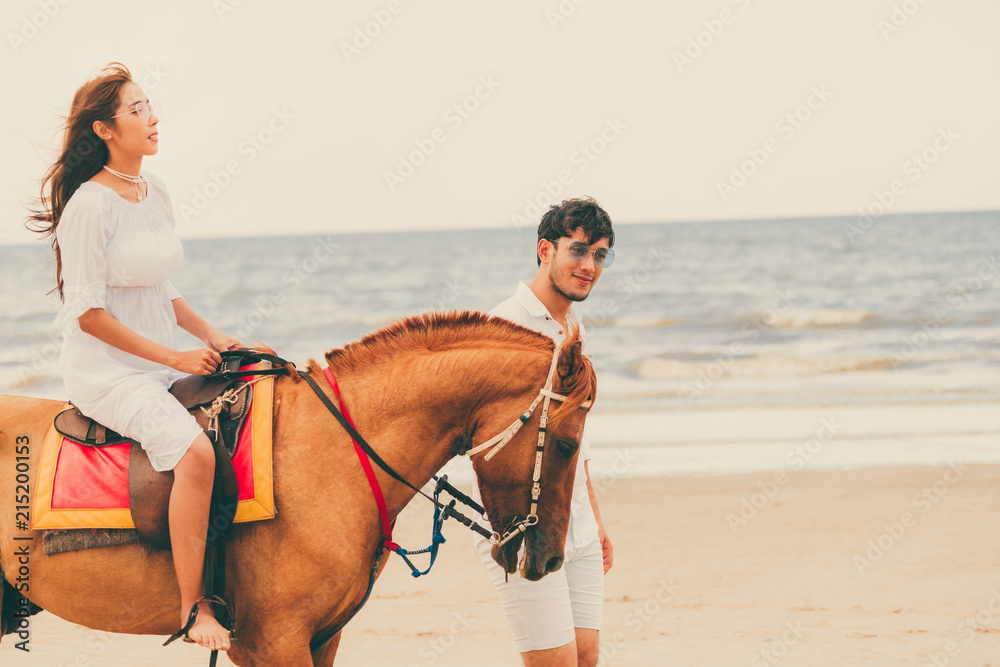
[27,63,238,652]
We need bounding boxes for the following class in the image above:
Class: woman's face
[104,82,159,157]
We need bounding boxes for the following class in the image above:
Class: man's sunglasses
[552,240,615,268]
[108,100,161,126]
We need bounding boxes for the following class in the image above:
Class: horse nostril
[545,556,563,573]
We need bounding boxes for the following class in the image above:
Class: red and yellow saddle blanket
[31,375,276,530]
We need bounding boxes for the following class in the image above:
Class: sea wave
[771,309,875,328]
[585,315,681,328]
[636,353,898,380]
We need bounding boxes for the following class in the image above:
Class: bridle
[465,341,592,547]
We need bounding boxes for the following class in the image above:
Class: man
[473,197,615,667]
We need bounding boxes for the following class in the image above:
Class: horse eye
[556,440,578,458]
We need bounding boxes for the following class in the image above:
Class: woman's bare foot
[186,602,232,651]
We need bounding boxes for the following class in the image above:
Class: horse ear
[557,336,583,382]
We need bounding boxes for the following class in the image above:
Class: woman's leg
[170,431,231,651]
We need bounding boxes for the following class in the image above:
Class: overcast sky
[1,0,997,245]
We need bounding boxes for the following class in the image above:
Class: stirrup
[163,595,237,646]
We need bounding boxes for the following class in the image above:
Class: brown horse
[0,312,596,666]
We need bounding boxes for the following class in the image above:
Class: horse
[0,311,597,666]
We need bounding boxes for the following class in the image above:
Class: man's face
[543,227,611,303]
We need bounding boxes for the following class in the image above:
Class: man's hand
[598,525,613,574]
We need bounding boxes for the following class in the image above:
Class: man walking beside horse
[474,197,616,667]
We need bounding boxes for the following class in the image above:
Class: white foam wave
[636,353,897,380]
[772,309,874,328]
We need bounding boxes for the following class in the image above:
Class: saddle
[51,350,285,551]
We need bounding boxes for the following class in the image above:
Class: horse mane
[289,311,596,429]
[546,325,598,429]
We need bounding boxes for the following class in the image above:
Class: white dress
[52,173,203,472]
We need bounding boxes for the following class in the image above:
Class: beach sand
[3,465,999,666]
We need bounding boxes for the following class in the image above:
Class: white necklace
[102,165,146,202]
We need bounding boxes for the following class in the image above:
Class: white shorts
[475,533,604,652]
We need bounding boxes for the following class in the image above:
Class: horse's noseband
[465,341,591,547]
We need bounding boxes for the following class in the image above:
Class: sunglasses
[108,100,161,125]
[552,240,615,268]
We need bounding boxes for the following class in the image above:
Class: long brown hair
[26,62,134,300]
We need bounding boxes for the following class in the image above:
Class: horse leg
[227,627,320,667]
[311,632,342,666]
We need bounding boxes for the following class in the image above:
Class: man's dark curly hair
[536,197,615,266]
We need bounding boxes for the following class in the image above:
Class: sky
[0,0,997,245]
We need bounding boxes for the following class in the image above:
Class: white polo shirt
[472,281,599,552]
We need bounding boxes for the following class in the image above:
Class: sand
[2,465,999,666]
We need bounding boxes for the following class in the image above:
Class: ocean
[2,211,998,478]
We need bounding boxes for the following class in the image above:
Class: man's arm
[584,460,613,574]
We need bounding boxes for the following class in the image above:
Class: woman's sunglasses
[108,100,161,126]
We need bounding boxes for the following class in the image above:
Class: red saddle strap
[322,367,397,552]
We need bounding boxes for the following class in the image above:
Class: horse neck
[323,344,551,515]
